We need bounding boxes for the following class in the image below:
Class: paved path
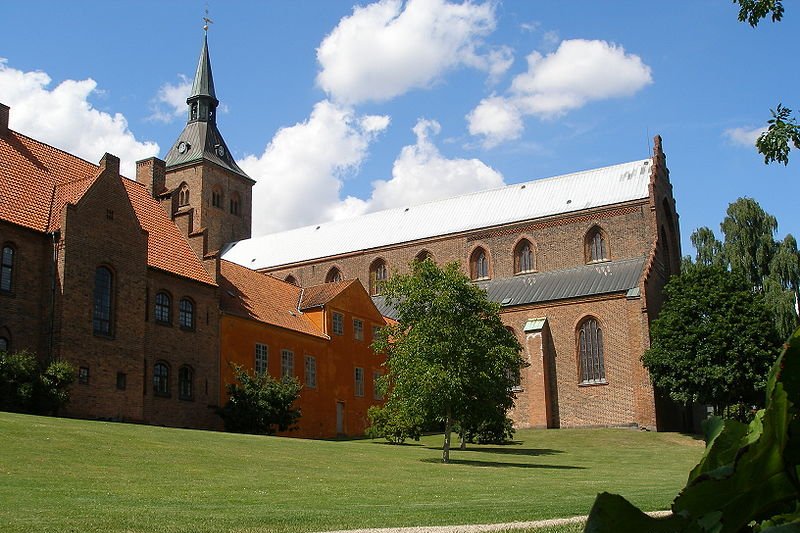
[319,510,671,533]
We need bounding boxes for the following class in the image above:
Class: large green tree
[690,198,799,338]
[372,259,523,463]
[733,0,799,165]
[642,263,780,419]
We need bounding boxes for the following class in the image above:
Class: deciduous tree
[219,365,302,435]
[372,260,523,463]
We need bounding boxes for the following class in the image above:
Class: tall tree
[690,227,725,267]
[642,263,780,419]
[720,198,777,289]
[372,260,523,463]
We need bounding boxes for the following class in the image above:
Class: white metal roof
[222,158,653,270]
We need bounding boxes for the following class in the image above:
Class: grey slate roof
[164,121,252,181]
[371,256,646,320]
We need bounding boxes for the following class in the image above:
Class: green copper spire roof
[164,33,251,182]
[189,35,217,102]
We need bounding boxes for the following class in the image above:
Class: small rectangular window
[116,372,127,390]
[353,319,364,341]
[281,349,294,378]
[255,343,268,375]
[332,312,344,336]
[78,367,90,385]
[354,367,364,397]
[305,356,317,389]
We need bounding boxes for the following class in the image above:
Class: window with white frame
[305,356,317,388]
[354,367,364,397]
[255,343,268,375]
[281,349,294,378]
[353,319,364,341]
[332,312,344,335]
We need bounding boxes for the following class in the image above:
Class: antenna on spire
[203,5,214,33]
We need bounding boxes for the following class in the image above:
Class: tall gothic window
[178,366,193,400]
[514,239,535,273]
[230,192,241,216]
[93,266,113,336]
[370,259,388,295]
[326,267,343,283]
[470,247,490,280]
[178,187,190,206]
[155,292,171,324]
[1,245,14,292]
[285,275,298,286]
[0,336,8,353]
[154,362,169,395]
[212,187,223,209]
[586,227,608,263]
[415,250,433,263]
[578,318,606,384]
[179,298,194,329]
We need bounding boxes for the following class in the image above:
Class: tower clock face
[178,141,189,154]
[215,145,225,157]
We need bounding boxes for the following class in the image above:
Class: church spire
[187,35,218,124]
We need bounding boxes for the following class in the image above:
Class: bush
[219,364,302,435]
[0,351,76,415]
[366,404,424,444]
[459,415,515,445]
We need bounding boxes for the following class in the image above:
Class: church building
[1,30,682,434]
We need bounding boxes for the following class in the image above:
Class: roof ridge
[9,129,102,171]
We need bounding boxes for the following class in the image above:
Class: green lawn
[0,412,702,532]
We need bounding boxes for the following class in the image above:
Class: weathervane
[203,5,214,33]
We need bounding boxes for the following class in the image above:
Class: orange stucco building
[219,260,387,438]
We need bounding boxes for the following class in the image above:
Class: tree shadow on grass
[419,457,584,469]
[423,445,563,457]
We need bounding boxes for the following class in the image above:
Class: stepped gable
[0,127,214,286]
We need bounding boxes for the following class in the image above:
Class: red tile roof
[220,260,327,338]
[298,279,354,310]
[0,129,215,286]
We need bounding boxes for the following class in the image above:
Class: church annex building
[0,33,683,435]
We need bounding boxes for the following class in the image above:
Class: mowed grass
[0,412,703,533]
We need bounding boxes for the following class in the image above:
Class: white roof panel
[223,159,652,270]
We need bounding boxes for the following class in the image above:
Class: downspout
[48,231,59,363]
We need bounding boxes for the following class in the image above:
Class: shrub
[219,364,302,435]
[0,351,76,415]
[366,404,424,444]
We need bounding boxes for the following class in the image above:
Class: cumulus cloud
[239,100,390,236]
[149,74,192,123]
[316,0,511,104]
[0,59,158,177]
[724,125,767,147]
[367,118,505,211]
[467,39,653,147]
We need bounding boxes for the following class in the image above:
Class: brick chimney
[136,157,167,197]
[0,103,9,136]
[99,153,120,176]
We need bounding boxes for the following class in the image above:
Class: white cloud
[240,100,389,236]
[724,125,767,147]
[0,59,159,177]
[467,39,653,147]
[316,0,511,105]
[366,118,505,211]
[149,74,192,123]
[467,95,524,147]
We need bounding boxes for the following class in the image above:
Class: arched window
[0,336,8,353]
[284,275,298,286]
[212,186,223,209]
[415,250,434,263]
[153,362,169,395]
[514,239,535,274]
[585,227,608,263]
[370,259,388,295]
[178,366,193,400]
[470,247,490,280]
[179,298,194,330]
[178,186,189,206]
[155,292,171,324]
[230,192,241,216]
[326,267,343,283]
[93,266,113,336]
[1,245,14,292]
[578,318,606,384]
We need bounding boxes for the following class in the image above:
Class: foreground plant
[585,327,800,532]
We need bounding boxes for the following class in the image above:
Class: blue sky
[1,1,797,253]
